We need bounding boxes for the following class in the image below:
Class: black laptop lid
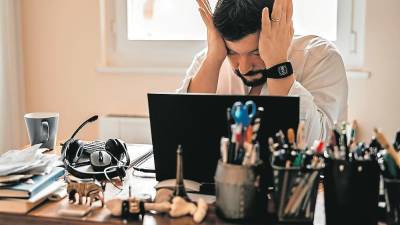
[148,93,299,183]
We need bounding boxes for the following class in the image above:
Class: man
[177,0,348,146]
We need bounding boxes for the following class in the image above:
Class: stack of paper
[0,144,65,213]
[0,144,59,177]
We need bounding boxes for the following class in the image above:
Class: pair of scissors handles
[231,100,257,127]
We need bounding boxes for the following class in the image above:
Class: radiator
[99,115,152,144]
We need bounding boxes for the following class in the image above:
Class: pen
[242,142,253,166]
[279,160,291,217]
[287,128,296,150]
[226,107,232,138]
[220,137,229,163]
[251,118,261,143]
[296,121,305,151]
[374,128,400,167]
[394,130,400,151]
[340,124,349,160]
[268,137,276,152]
[276,130,286,147]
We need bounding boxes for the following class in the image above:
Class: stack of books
[0,167,64,214]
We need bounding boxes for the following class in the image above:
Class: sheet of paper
[0,144,58,176]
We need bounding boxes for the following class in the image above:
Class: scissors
[230,100,257,127]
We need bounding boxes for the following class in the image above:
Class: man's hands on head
[197,0,227,63]
[259,0,294,68]
[258,0,295,96]
[187,0,225,93]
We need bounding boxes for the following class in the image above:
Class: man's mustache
[234,69,268,87]
[234,69,265,77]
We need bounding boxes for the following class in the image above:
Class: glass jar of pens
[269,123,324,223]
[215,100,266,220]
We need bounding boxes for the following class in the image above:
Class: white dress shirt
[177,35,348,146]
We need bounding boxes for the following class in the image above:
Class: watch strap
[262,62,293,79]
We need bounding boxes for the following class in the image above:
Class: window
[127,0,218,40]
[98,0,366,75]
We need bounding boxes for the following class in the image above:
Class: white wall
[348,0,400,142]
[20,0,400,144]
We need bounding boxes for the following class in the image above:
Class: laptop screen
[148,93,299,183]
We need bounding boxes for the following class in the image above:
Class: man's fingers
[196,0,212,17]
[289,20,294,37]
[271,0,283,22]
[204,0,213,15]
[261,7,271,35]
[286,0,293,23]
[198,7,212,28]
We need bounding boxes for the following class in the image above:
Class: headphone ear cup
[106,138,125,161]
[66,139,83,163]
[105,139,120,163]
[114,139,126,160]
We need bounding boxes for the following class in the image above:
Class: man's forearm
[188,57,224,93]
[267,74,295,96]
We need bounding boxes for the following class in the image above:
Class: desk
[0,147,386,225]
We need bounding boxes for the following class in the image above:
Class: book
[0,180,64,214]
[0,167,64,198]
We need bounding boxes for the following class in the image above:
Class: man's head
[213,0,274,87]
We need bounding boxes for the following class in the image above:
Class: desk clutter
[104,145,208,223]
[2,110,400,225]
[0,144,65,213]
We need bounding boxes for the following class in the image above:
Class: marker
[349,120,358,148]
[287,128,296,150]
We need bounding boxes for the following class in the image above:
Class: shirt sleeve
[288,48,348,146]
[176,49,207,93]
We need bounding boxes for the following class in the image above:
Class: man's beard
[234,69,268,87]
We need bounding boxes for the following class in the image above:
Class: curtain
[0,0,26,153]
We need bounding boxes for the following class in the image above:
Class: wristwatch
[263,62,293,79]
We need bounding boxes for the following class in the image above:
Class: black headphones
[62,115,130,180]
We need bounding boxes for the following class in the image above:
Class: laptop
[147,93,299,183]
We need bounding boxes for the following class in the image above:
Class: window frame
[98,0,367,76]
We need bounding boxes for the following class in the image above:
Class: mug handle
[41,120,49,142]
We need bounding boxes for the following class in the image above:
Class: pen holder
[323,158,380,225]
[271,165,321,223]
[214,161,261,219]
[383,178,400,225]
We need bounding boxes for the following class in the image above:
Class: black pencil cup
[384,178,400,225]
[271,165,321,223]
[323,158,380,225]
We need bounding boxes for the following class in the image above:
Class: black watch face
[278,65,289,76]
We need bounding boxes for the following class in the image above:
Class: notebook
[0,180,64,214]
[0,167,64,198]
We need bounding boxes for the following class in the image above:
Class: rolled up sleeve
[288,46,348,146]
[176,49,207,93]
